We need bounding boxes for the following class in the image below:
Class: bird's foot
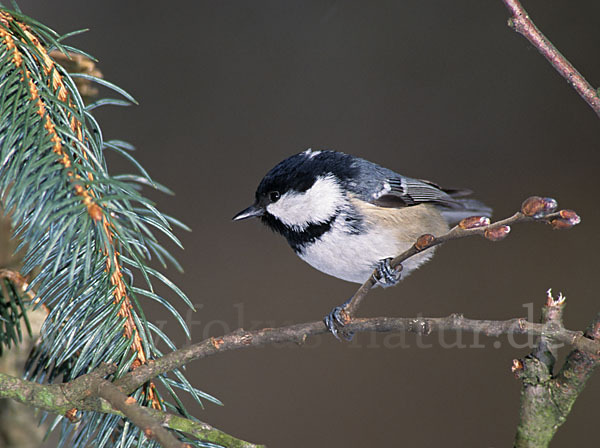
[323,297,354,341]
[374,258,401,287]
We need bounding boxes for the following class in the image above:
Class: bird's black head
[254,149,356,202]
[233,149,358,250]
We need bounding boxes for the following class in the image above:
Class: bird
[233,149,491,338]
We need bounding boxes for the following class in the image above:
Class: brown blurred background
[12,0,600,446]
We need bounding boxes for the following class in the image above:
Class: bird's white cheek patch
[266,175,342,230]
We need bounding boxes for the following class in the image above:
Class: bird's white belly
[298,226,437,284]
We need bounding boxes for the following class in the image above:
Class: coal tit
[233,150,491,334]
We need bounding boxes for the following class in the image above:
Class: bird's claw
[374,257,401,287]
[323,298,354,341]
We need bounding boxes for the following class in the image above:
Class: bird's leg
[323,296,354,341]
[324,259,402,340]
[373,257,402,287]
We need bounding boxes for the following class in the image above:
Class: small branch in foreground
[501,0,600,117]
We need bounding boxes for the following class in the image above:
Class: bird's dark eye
[269,191,281,202]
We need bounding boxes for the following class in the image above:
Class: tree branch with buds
[335,196,580,335]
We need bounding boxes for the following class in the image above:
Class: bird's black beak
[232,204,264,221]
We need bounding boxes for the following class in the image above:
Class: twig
[501,0,600,117]
[92,379,186,448]
[343,196,576,320]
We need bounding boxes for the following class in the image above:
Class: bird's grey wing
[364,174,492,224]
[368,176,462,209]
[349,159,490,219]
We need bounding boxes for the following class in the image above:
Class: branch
[0,366,264,448]
[113,312,599,396]
[144,410,264,448]
[1,306,597,447]
[1,312,597,442]
[513,291,599,447]
[92,379,186,448]
[501,0,600,117]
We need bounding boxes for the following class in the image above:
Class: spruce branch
[49,50,102,103]
[144,411,264,448]
[0,6,213,447]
